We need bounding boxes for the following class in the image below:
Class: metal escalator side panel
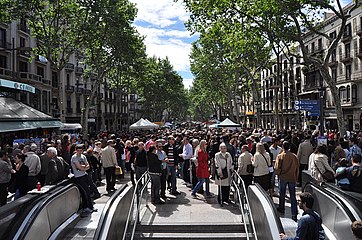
[248,184,282,240]
[13,184,81,240]
[94,185,133,240]
[304,183,358,240]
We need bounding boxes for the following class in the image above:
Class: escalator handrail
[231,173,253,240]
[93,184,128,239]
[122,171,150,240]
[232,171,258,239]
[13,183,79,240]
[304,181,361,221]
[253,183,285,234]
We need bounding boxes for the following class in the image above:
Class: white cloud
[182,78,194,89]
[131,0,189,28]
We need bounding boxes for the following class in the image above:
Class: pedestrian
[156,143,168,199]
[70,144,96,214]
[310,145,335,183]
[179,137,193,185]
[215,143,233,205]
[163,135,180,195]
[135,142,148,186]
[251,143,271,191]
[0,151,15,206]
[237,145,253,190]
[148,146,164,204]
[351,220,362,240]
[191,140,211,198]
[38,144,51,186]
[85,148,101,199]
[336,154,362,194]
[24,144,41,191]
[45,147,69,185]
[102,140,118,194]
[297,135,314,186]
[14,153,29,199]
[280,192,325,239]
[275,141,299,222]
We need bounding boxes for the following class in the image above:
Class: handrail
[254,183,284,234]
[231,173,251,240]
[13,183,79,240]
[93,184,128,238]
[122,171,150,240]
[305,181,361,221]
[232,171,258,240]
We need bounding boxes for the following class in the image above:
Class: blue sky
[130,0,351,89]
[130,0,198,89]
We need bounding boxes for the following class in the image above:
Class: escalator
[0,179,74,240]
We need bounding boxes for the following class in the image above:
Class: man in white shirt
[179,137,193,184]
[269,138,282,194]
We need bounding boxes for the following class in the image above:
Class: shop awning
[0,96,63,133]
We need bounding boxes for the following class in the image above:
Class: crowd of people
[0,127,362,226]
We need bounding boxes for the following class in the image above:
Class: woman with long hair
[252,143,271,191]
[191,140,212,198]
[311,145,335,182]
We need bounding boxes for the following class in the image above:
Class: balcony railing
[340,53,353,63]
[18,24,30,33]
[66,108,73,113]
[0,41,11,49]
[341,33,352,43]
[42,79,51,85]
[18,72,43,82]
[304,82,322,91]
[18,50,31,57]
[75,67,84,75]
[75,87,83,94]
[65,85,74,93]
[0,67,13,78]
[356,48,362,58]
[84,89,91,95]
[64,63,74,71]
[328,56,338,67]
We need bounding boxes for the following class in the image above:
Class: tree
[5,0,88,121]
[183,0,361,135]
[78,0,146,137]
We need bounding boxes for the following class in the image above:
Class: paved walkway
[141,178,243,225]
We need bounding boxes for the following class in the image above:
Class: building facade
[260,4,362,131]
[0,19,138,132]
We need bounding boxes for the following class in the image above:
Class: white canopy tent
[217,118,241,130]
[129,118,159,130]
[143,119,160,128]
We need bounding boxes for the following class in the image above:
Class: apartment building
[0,19,134,132]
[260,4,362,131]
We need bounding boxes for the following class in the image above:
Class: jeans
[88,170,100,195]
[0,183,8,206]
[150,174,161,202]
[167,166,177,193]
[104,167,116,191]
[74,174,93,209]
[136,166,148,184]
[160,168,168,196]
[192,177,210,195]
[279,178,297,217]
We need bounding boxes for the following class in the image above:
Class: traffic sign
[307,111,320,117]
[294,100,319,111]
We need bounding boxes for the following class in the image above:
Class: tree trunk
[57,69,65,122]
[81,87,97,139]
[319,66,346,136]
[226,77,236,121]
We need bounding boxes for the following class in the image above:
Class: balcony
[18,72,43,83]
[0,41,11,50]
[303,82,321,92]
[97,93,104,99]
[18,50,31,58]
[84,89,91,95]
[75,66,84,75]
[42,78,51,85]
[356,48,362,59]
[357,25,362,36]
[328,56,338,67]
[65,85,74,93]
[66,108,73,114]
[340,53,353,63]
[64,63,74,71]
[0,67,13,78]
[75,87,83,94]
[341,33,352,43]
[18,24,30,33]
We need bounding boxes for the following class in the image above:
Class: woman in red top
[191,140,212,198]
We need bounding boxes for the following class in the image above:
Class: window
[330,31,336,39]
[331,49,337,62]
[352,84,357,103]
[66,73,70,85]
[67,95,71,109]
[0,28,6,48]
[0,55,6,68]
[347,85,351,102]
[19,61,27,72]
[284,60,288,69]
[345,43,351,57]
[346,64,352,80]
[318,39,322,50]
[332,68,337,82]
[37,66,44,77]
[339,86,347,102]
[311,42,315,53]
[52,71,58,88]
[76,97,80,113]
[345,23,352,37]
[19,37,25,48]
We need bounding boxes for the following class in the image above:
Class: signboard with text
[0,79,36,93]
[294,100,319,111]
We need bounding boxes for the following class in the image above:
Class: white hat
[30,143,37,150]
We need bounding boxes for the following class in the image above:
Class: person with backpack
[280,192,325,240]
[336,154,362,194]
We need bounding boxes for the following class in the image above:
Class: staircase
[134,223,252,240]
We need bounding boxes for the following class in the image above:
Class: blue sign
[294,100,319,111]
[0,78,36,93]
[307,111,320,117]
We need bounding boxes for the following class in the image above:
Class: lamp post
[319,87,326,135]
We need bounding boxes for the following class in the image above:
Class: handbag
[261,154,274,173]
[246,164,254,174]
[216,154,229,179]
[115,166,123,175]
[314,160,335,182]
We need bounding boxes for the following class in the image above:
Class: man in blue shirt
[349,138,362,162]
[280,192,325,240]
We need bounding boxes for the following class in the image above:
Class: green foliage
[135,57,190,121]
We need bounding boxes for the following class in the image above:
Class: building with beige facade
[260,4,362,131]
[0,19,139,132]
